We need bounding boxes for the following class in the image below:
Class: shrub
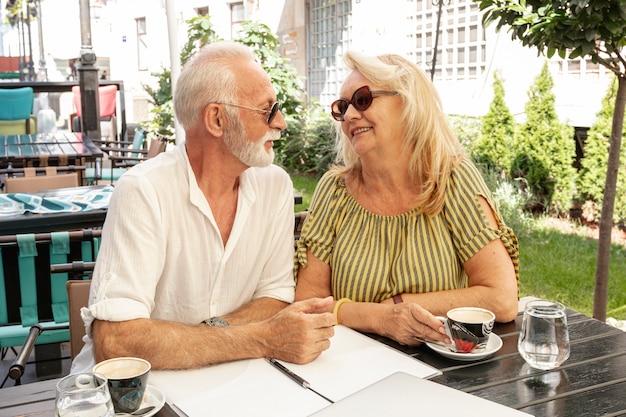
[277,102,336,175]
[448,114,481,155]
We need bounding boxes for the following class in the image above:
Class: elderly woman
[294,51,519,347]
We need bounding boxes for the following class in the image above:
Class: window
[307,0,352,106]
[136,17,148,71]
[567,60,581,79]
[407,0,487,80]
[585,60,600,78]
[230,2,244,39]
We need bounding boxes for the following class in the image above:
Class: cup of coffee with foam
[93,357,151,414]
[443,307,495,353]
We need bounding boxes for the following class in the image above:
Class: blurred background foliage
[141,14,625,230]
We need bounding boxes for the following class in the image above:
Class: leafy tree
[142,67,175,140]
[180,15,220,65]
[476,0,626,320]
[233,21,305,117]
[475,70,516,174]
[512,62,576,214]
[141,16,305,146]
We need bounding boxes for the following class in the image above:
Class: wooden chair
[4,166,80,193]
[65,277,92,360]
[0,229,101,387]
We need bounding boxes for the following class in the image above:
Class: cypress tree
[512,62,577,214]
[578,76,626,223]
[476,71,516,174]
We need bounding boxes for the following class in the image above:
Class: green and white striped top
[294,158,519,302]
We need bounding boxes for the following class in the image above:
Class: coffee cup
[439,307,495,353]
[93,357,151,414]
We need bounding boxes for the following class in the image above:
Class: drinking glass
[518,299,570,370]
[56,373,115,417]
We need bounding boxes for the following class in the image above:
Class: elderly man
[71,42,335,372]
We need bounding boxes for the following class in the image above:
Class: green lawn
[290,173,626,320]
[519,219,626,320]
[292,174,318,211]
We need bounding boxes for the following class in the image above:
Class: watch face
[207,317,229,327]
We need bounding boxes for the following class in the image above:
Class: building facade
[2,0,612,129]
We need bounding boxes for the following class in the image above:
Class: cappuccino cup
[93,357,151,414]
[440,307,495,353]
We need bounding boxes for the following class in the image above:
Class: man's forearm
[223,297,289,325]
[93,318,269,369]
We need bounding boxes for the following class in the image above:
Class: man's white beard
[224,117,279,167]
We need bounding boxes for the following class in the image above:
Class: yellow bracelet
[333,298,353,324]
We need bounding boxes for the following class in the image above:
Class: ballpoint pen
[267,358,310,388]
[267,358,334,403]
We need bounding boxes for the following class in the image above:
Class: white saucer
[426,333,503,361]
[138,384,166,417]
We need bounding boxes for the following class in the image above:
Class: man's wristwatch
[205,316,229,327]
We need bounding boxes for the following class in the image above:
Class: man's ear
[204,103,225,136]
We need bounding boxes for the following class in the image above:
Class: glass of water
[56,373,114,417]
[518,299,570,370]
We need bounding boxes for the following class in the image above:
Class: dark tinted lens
[331,99,349,121]
[267,102,280,124]
[330,86,376,121]
[352,86,373,111]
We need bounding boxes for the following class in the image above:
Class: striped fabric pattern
[295,158,519,302]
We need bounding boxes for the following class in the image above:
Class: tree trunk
[593,75,626,321]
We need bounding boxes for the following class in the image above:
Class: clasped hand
[264,296,335,364]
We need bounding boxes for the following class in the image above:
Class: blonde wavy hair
[331,51,464,216]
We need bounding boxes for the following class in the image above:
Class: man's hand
[261,296,335,364]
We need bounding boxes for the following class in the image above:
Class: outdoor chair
[71,85,119,144]
[0,87,36,135]
[85,129,167,184]
[3,166,80,193]
[0,229,101,387]
[65,279,91,360]
[294,211,308,243]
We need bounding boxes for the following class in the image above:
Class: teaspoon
[115,406,155,417]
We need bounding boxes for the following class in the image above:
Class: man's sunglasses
[217,101,281,125]
[330,85,399,121]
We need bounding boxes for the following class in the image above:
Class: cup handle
[75,374,96,389]
[436,316,453,340]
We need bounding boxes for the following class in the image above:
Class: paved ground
[0,342,71,389]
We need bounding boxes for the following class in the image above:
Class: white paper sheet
[275,325,441,401]
[150,326,441,417]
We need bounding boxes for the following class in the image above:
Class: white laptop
[308,371,533,417]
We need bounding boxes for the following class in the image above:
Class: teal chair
[0,229,101,387]
[0,87,36,135]
[86,128,166,184]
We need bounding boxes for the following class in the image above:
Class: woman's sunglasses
[330,85,399,121]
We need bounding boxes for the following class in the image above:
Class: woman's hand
[376,302,450,346]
